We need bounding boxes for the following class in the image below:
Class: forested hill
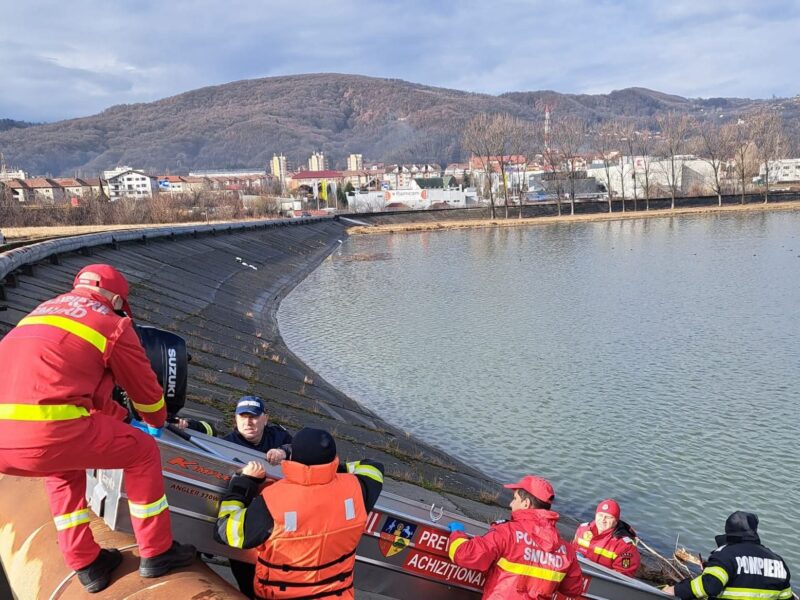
[1,73,797,176]
[0,119,36,133]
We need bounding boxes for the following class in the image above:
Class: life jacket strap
[257,548,356,572]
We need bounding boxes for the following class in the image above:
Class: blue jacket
[223,424,292,458]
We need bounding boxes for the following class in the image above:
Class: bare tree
[541,142,564,216]
[696,119,735,206]
[728,120,757,204]
[551,116,588,216]
[493,114,531,219]
[656,112,693,209]
[463,113,500,219]
[634,130,655,210]
[463,113,533,219]
[620,123,639,211]
[592,122,617,213]
[506,118,539,219]
[0,182,19,228]
[749,109,785,203]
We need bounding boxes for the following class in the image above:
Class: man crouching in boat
[215,427,384,599]
[447,475,584,599]
[573,498,640,576]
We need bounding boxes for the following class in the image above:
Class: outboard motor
[134,325,189,419]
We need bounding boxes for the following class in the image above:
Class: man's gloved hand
[130,420,163,438]
[448,521,466,533]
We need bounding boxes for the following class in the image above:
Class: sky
[2,0,799,123]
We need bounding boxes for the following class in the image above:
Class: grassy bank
[347,201,800,235]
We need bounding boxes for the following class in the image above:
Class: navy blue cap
[235,396,265,416]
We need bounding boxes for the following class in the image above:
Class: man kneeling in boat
[447,475,584,599]
[180,395,294,597]
[177,395,292,467]
[215,427,384,599]
[573,498,640,576]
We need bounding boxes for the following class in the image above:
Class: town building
[346,154,363,171]
[761,158,800,184]
[103,167,158,200]
[6,179,32,203]
[271,154,288,183]
[347,177,469,212]
[586,155,719,198]
[24,178,65,203]
[52,178,87,204]
[308,152,326,171]
[0,153,25,182]
[289,169,342,205]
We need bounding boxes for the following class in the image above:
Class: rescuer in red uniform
[447,475,584,600]
[573,499,640,576]
[0,264,195,593]
[215,427,384,599]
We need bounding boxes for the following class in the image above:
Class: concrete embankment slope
[0,219,506,525]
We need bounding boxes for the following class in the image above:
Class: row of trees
[462,108,789,219]
[0,188,286,228]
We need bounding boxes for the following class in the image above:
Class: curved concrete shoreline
[0,220,508,524]
[2,216,692,592]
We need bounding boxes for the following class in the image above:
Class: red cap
[596,499,620,519]
[73,264,132,317]
[504,475,555,504]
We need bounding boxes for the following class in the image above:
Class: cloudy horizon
[2,0,799,123]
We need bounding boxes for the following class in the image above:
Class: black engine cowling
[134,325,188,419]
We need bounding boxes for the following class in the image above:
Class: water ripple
[279,212,800,572]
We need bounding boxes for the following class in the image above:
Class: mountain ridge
[0,73,796,176]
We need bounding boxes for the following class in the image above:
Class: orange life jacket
[254,457,367,599]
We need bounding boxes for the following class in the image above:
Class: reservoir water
[278,211,800,573]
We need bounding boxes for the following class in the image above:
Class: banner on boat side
[402,550,486,590]
[378,517,418,557]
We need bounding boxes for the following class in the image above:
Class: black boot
[76,548,123,593]
[139,541,196,578]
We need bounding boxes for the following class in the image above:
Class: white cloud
[1,0,798,121]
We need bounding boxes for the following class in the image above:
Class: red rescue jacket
[573,521,640,577]
[449,508,584,600]
[0,288,165,448]
[254,458,367,599]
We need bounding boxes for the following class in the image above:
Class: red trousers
[0,413,173,570]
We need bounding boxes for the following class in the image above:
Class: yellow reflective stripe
[225,508,245,549]
[594,546,618,560]
[718,589,786,599]
[132,396,165,414]
[18,316,107,353]
[352,465,383,483]
[576,538,590,548]
[218,500,244,519]
[704,565,729,586]
[496,558,567,582]
[691,575,707,598]
[200,421,213,436]
[448,536,467,561]
[129,495,168,519]
[54,508,91,531]
[0,403,89,421]
[777,588,793,600]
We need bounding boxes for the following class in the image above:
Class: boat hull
[85,428,666,600]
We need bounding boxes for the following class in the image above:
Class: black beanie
[291,427,337,466]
